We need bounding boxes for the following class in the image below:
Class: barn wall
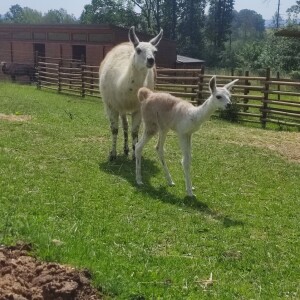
[0,24,177,81]
[61,44,72,60]
[46,43,61,59]
[86,45,103,66]
[12,42,34,64]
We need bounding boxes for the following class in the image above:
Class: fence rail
[36,57,300,129]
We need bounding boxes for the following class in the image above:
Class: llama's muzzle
[147,57,155,68]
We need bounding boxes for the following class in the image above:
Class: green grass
[0,82,300,299]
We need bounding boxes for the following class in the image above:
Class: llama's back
[141,92,190,131]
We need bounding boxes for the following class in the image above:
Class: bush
[290,70,300,91]
[218,101,241,123]
[290,70,300,81]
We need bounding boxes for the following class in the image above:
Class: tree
[258,30,300,71]
[286,0,300,25]
[177,0,206,58]
[231,9,265,40]
[43,9,77,24]
[2,5,76,24]
[206,0,235,49]
[130,0,162,32]
[4,5,26,23]
[80,0,140,29]
[236,41,264,69]
[5,5,44,24]
[160,0,178,40]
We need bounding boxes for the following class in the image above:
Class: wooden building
[0,24,177,76]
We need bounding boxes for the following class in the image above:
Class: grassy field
[0,82,299,299]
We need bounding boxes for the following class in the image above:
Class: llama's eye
[136,48,142,55]
[153,50,158,56]
[216,95,222,100]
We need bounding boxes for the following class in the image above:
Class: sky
[0,0,297,20]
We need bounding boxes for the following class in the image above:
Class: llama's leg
[179,134,194,197]
[107,108,119,161]
[121,114,129,156]
[135,131,153,185]
[131,110,141,160]
[156,130,175,186]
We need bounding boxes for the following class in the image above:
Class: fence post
[91,67,94,96]
[36,53,41,90]
[277,71,280,101]
[81,64,85,98]
[58,59,62,93]
[197,67,205,105]
[243,70,250,112]
[262,67,270,129]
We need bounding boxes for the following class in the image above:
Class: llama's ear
[128,26,140,48]
[209,76,217,93]
[224,79,239,91]
[150,29,163,47]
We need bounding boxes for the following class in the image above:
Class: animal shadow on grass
[99,156,244,228]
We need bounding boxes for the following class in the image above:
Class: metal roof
[176,55,205,64]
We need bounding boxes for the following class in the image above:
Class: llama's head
[129,26,163,70]
[209,76,239,109]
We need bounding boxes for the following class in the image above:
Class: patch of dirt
[0,243,102,300]
[0,113,31,122]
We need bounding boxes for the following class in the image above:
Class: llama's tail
[138,87,152,102]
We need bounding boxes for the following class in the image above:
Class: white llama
[135,76,238,197]
[99,26,163,160]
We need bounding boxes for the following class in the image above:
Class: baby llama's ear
[224,79,239,91]
[209,76,217,93]
[128,26,140,48]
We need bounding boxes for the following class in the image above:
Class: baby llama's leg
[156,130,175,186]
[131,111,141,159]
[179,134,194,197]
[135,130,154,185]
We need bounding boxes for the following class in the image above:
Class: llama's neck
[193,96,217,125]
[122,55,149,88]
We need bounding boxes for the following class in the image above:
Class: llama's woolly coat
[99,26,163,161]
[99,42,155,115]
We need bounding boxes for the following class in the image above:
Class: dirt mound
[0,243,102,300]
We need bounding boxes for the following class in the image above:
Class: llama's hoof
[136,180,143,186]
[168,182,175,187]
[109,152,117,161]
[186,188,196,197]
[187,192,196,198]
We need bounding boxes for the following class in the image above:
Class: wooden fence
[36,57,99,98]
[36,57,300,129]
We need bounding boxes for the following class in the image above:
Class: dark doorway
[34,43,45,61]
[72,45,86,63]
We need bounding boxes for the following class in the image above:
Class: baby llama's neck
[193,96,217,125]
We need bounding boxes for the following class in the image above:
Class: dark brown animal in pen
[1,61,36,82]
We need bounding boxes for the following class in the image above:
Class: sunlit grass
[0,83,299,299]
